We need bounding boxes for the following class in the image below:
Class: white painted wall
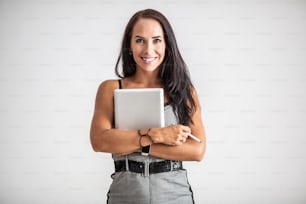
[0,0,305,203]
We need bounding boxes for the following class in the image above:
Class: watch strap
[141,145,150,156]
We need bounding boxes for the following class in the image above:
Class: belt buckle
[172,161,180,170]
[143,161,149,177]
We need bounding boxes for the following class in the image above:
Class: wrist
[138,128,151,137]
[139,136,152,156]
[140,136,153,146]
[147,128,161,143]
[138,129,152,146]
[138,128,153,156]
[138,128,154,144]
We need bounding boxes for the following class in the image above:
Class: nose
[144,41,154,54]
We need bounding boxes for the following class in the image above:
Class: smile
[141,57,157,63]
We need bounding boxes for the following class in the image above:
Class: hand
[150,124,191,146]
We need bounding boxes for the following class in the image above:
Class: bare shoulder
[92,80,119,130]
[98,79,120,92]
[96,79,120,97]
[95,79,120,104]
[190,86,200,100]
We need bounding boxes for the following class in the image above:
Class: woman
[90,9,206,204]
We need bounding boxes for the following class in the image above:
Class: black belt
[114,160,183,176]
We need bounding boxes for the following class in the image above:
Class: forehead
[132,18,164,37]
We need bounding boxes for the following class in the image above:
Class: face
[130,18,166,73]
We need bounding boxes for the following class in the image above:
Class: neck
[132,69,161,87]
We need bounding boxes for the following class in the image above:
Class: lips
[141,57,157,63]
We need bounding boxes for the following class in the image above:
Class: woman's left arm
[149,88,206,161]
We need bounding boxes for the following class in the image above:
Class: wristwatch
[141,145,151,156]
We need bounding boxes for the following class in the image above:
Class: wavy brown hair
[115,9,195,125]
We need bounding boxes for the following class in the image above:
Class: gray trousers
[107,169,195,204]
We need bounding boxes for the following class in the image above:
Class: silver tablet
[114,88,165,130]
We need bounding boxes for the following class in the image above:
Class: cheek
[160,49,166,59]
[132,54,139,63]
[157,44,166,55]
[131,46,142,59]
[130,43,138,52]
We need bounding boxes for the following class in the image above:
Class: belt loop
[125,155,129,171]
[144,161,149,177]
[170,160,173,171]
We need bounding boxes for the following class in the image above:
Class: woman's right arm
[90,80,141,154]
[90,80,190,155]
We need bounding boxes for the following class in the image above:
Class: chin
[138,63,161,72]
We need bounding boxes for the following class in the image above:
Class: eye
[153,38,162,43]
[135,38,144,44]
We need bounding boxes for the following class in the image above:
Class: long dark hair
[115,9,195,125]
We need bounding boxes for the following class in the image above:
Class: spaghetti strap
[118,79,122,89]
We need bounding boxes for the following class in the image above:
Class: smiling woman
[131,18,166,72]
[90,8,206,204]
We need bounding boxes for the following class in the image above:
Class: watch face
[142,145,150,156]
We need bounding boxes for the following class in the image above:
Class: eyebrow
[135,35,162,39]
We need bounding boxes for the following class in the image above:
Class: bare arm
[90,81,206,161]
[145,88,206,161]
[90,80,141,154]
[90,80,188,154]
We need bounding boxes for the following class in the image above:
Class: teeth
[142,57,155,62]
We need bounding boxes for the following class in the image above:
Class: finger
[184,132,189,139]
[177,140,184,145]
[179,136,187,143]
[180,133,188,140]
[180,125,191,134]
[176,136,183,144]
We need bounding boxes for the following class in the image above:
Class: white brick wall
[0,0,305,203]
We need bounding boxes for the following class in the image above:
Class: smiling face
[130,18,166,73]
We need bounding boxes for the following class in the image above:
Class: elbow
[91,141,100,152]
[90,132,106,152]
[193,152,204,162]
[90,128,115,153]
[193,143,206,162]
[90,135,100,152]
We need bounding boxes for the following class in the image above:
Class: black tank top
[118,79,122,89]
